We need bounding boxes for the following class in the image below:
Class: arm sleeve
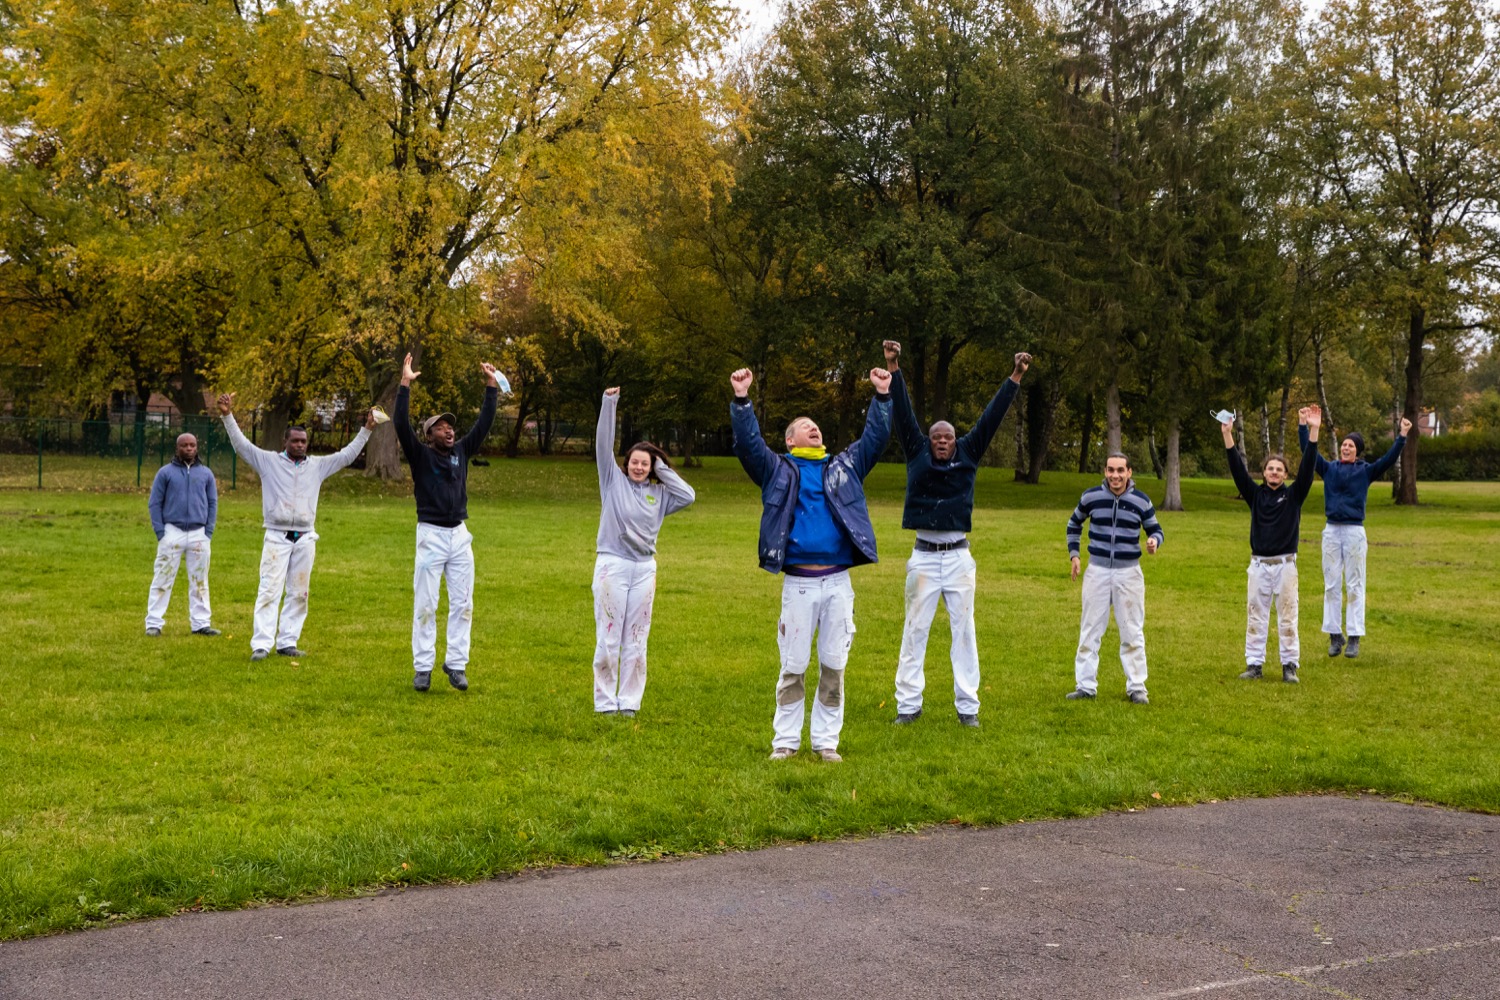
[1292,434,1318,504]
[730,397,778,488]
[890,370,927,460]
[1298,424,1328,476]
[394,385,421,466]
[1225,446,1257,503]
[596,393,620,495]
[1366,435,1406,479]
[205,471,218,538]
[1066,501,1086,556]
[458,386,499,456]
[843,393,894,481]
[1140,496,1163,547]
[148,470,166,539]
[656,462,696,515]
[959,377,1020,462]
[221,413,271,475]
[319,426,372,480]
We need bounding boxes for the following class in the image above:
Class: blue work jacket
[730,393,892,574]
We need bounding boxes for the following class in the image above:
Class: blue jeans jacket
[730,395,892,574]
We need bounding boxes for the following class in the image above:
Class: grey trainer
[1128,690,1150,705]
[1238,664,1263,680]
[1282,663,1300,683]
[769,747,797,761]
[250,649,269,662]
[957,713,979,728]
[893,710,923,725]
[1328,632,1345,657]
[1343,636,1361,658]
[1065,689,1096,700]
[276,646,306,658]
[817,748,843,762]
[413,671,431,693]
[442,666,468,691]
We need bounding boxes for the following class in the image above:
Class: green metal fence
[0,415,245,490]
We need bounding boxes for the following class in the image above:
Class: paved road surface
[4,796,1497,999]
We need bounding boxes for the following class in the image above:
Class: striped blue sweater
[1066,481,1164,567]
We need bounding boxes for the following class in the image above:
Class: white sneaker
[817,748,843,763]
[768,747,797,761]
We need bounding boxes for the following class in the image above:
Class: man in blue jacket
[145,433,220,637]
[1299,415,1411,659]
[730,363,892,762]
[883,340,1031,728]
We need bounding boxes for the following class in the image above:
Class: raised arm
[318,415,374,481]
[883,343,926,460]
[959,353,1029,462]
[1366,417,1411,479]
[458,362,500,455]
[1222,419,1256,503]
[841,369,894,480]
[1291,406,1320,504]
[729,368,779,488]
[394,354,422,465]
[656,461,696,515]
[217,394,272,476]
[597,389,622,494]
[1297,423,1329,476]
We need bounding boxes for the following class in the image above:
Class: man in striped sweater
[1065,454,1164,704]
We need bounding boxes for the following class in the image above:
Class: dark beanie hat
[1344,431,1365,457]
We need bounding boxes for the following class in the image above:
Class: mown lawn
[1,457,1496,939]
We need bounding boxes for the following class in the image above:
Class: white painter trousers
[412,522,475,674]
[1075,562,1148,696]
[591,553,658,713]
[895,547,981,716]
[1245,554,1299,667]
[1321,523,1367,637]
[773,571,855,752]
[253,529,318,653]
[145,525,213,632]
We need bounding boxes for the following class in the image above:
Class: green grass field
[2,457,1497,940]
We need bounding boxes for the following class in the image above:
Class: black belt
[285,531,305,542]
[914,538,969,552]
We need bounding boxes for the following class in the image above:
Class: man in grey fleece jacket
[218,393,375,661]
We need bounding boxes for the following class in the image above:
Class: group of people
[142,345,1411,763]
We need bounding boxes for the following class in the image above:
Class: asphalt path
[4,796,1497,999]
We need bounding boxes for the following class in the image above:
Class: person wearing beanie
[730,359,892,762]
[1298,414,1412,659]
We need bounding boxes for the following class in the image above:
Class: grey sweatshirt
[222,414,371,532]
[595,393,695,560]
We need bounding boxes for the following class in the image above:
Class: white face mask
[1210,408,1235,424]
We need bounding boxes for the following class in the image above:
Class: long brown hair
[623,441,672,483]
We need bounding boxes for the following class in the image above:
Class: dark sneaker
[893,709,923,725]
[1283,663,1300,683]
[957,713,979,728]
[251,649,269,662]
[442,666,468,691]
[1343,636,1360,658]
[618,709,637,719]
[1238,664,1263,680]
[145,628,161,637]
[769,747,797,760]
[413,671,431,693]
[1065,689,1096,700]
[276,646,306,658]
[1128,690,1150,705]
[817,748,843,762]
[192,627,221,637]
[1328,633,1345,657]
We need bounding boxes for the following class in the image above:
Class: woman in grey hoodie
[593,388,696,716]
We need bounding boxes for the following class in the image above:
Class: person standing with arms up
[218,393,376,661]
[1222,406,1320,683]
[145,433,219,638]
[730,362,892,762]
[1065,453,1164,704]
[394,353,499,692]
[882,340,1031,728]
[1300,415,1411,659]
[591,387,696,718]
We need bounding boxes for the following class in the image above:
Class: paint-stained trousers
[412,522,475,674]
[253,529,318,653]
[774,571,855,752]
[1245,554,1298,667]
[144,525,212,632]
[591,553,657,713]
[1074,562,1148,696]
[894,547,981,716]
[1321,523,1367,637]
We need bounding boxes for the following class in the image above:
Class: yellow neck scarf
[789,446,827,460]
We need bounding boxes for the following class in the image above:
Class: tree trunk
[1163,416,1182,511]
[1313,331,1337,453]
[1398,305,1423,505]
[931,335,958,422]
[363,374,405,480]
[1259,402,1271,462]
[910,344,929,426]
[1077,390,1095,474]
[1276,383,1291,456]
[1024,380,1059,484]
[1106,380,1122,455]
[1012,384,1027,482]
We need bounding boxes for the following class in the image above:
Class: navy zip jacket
[730,393,892,574]
[148,457,218,539]
[1066,481,1163,567]
[1226,437,1318,556]
[891,368,1018,531]
[395,384,498,525]
[1298,425,1406,524]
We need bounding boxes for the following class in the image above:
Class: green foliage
[1411,430,1500,480]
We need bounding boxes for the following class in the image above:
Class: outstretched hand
[730,368,753,398]
[1399,416,1413,436]
[604,386,620,397]
[401,353,421,385]
[870,368,892,394]
[216,392,235,416]
[1012,352,1032,381]
[1306,405,1321,429]
[479,361,499,388]
[882,340,901,368]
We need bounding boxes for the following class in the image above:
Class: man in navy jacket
[883,340,1030,728]
[730,363,892,762]
[145,433,220,637]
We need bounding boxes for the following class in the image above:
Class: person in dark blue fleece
[882,340,1031,728]
[1298,415,1411,660]
[730,363,892,763]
